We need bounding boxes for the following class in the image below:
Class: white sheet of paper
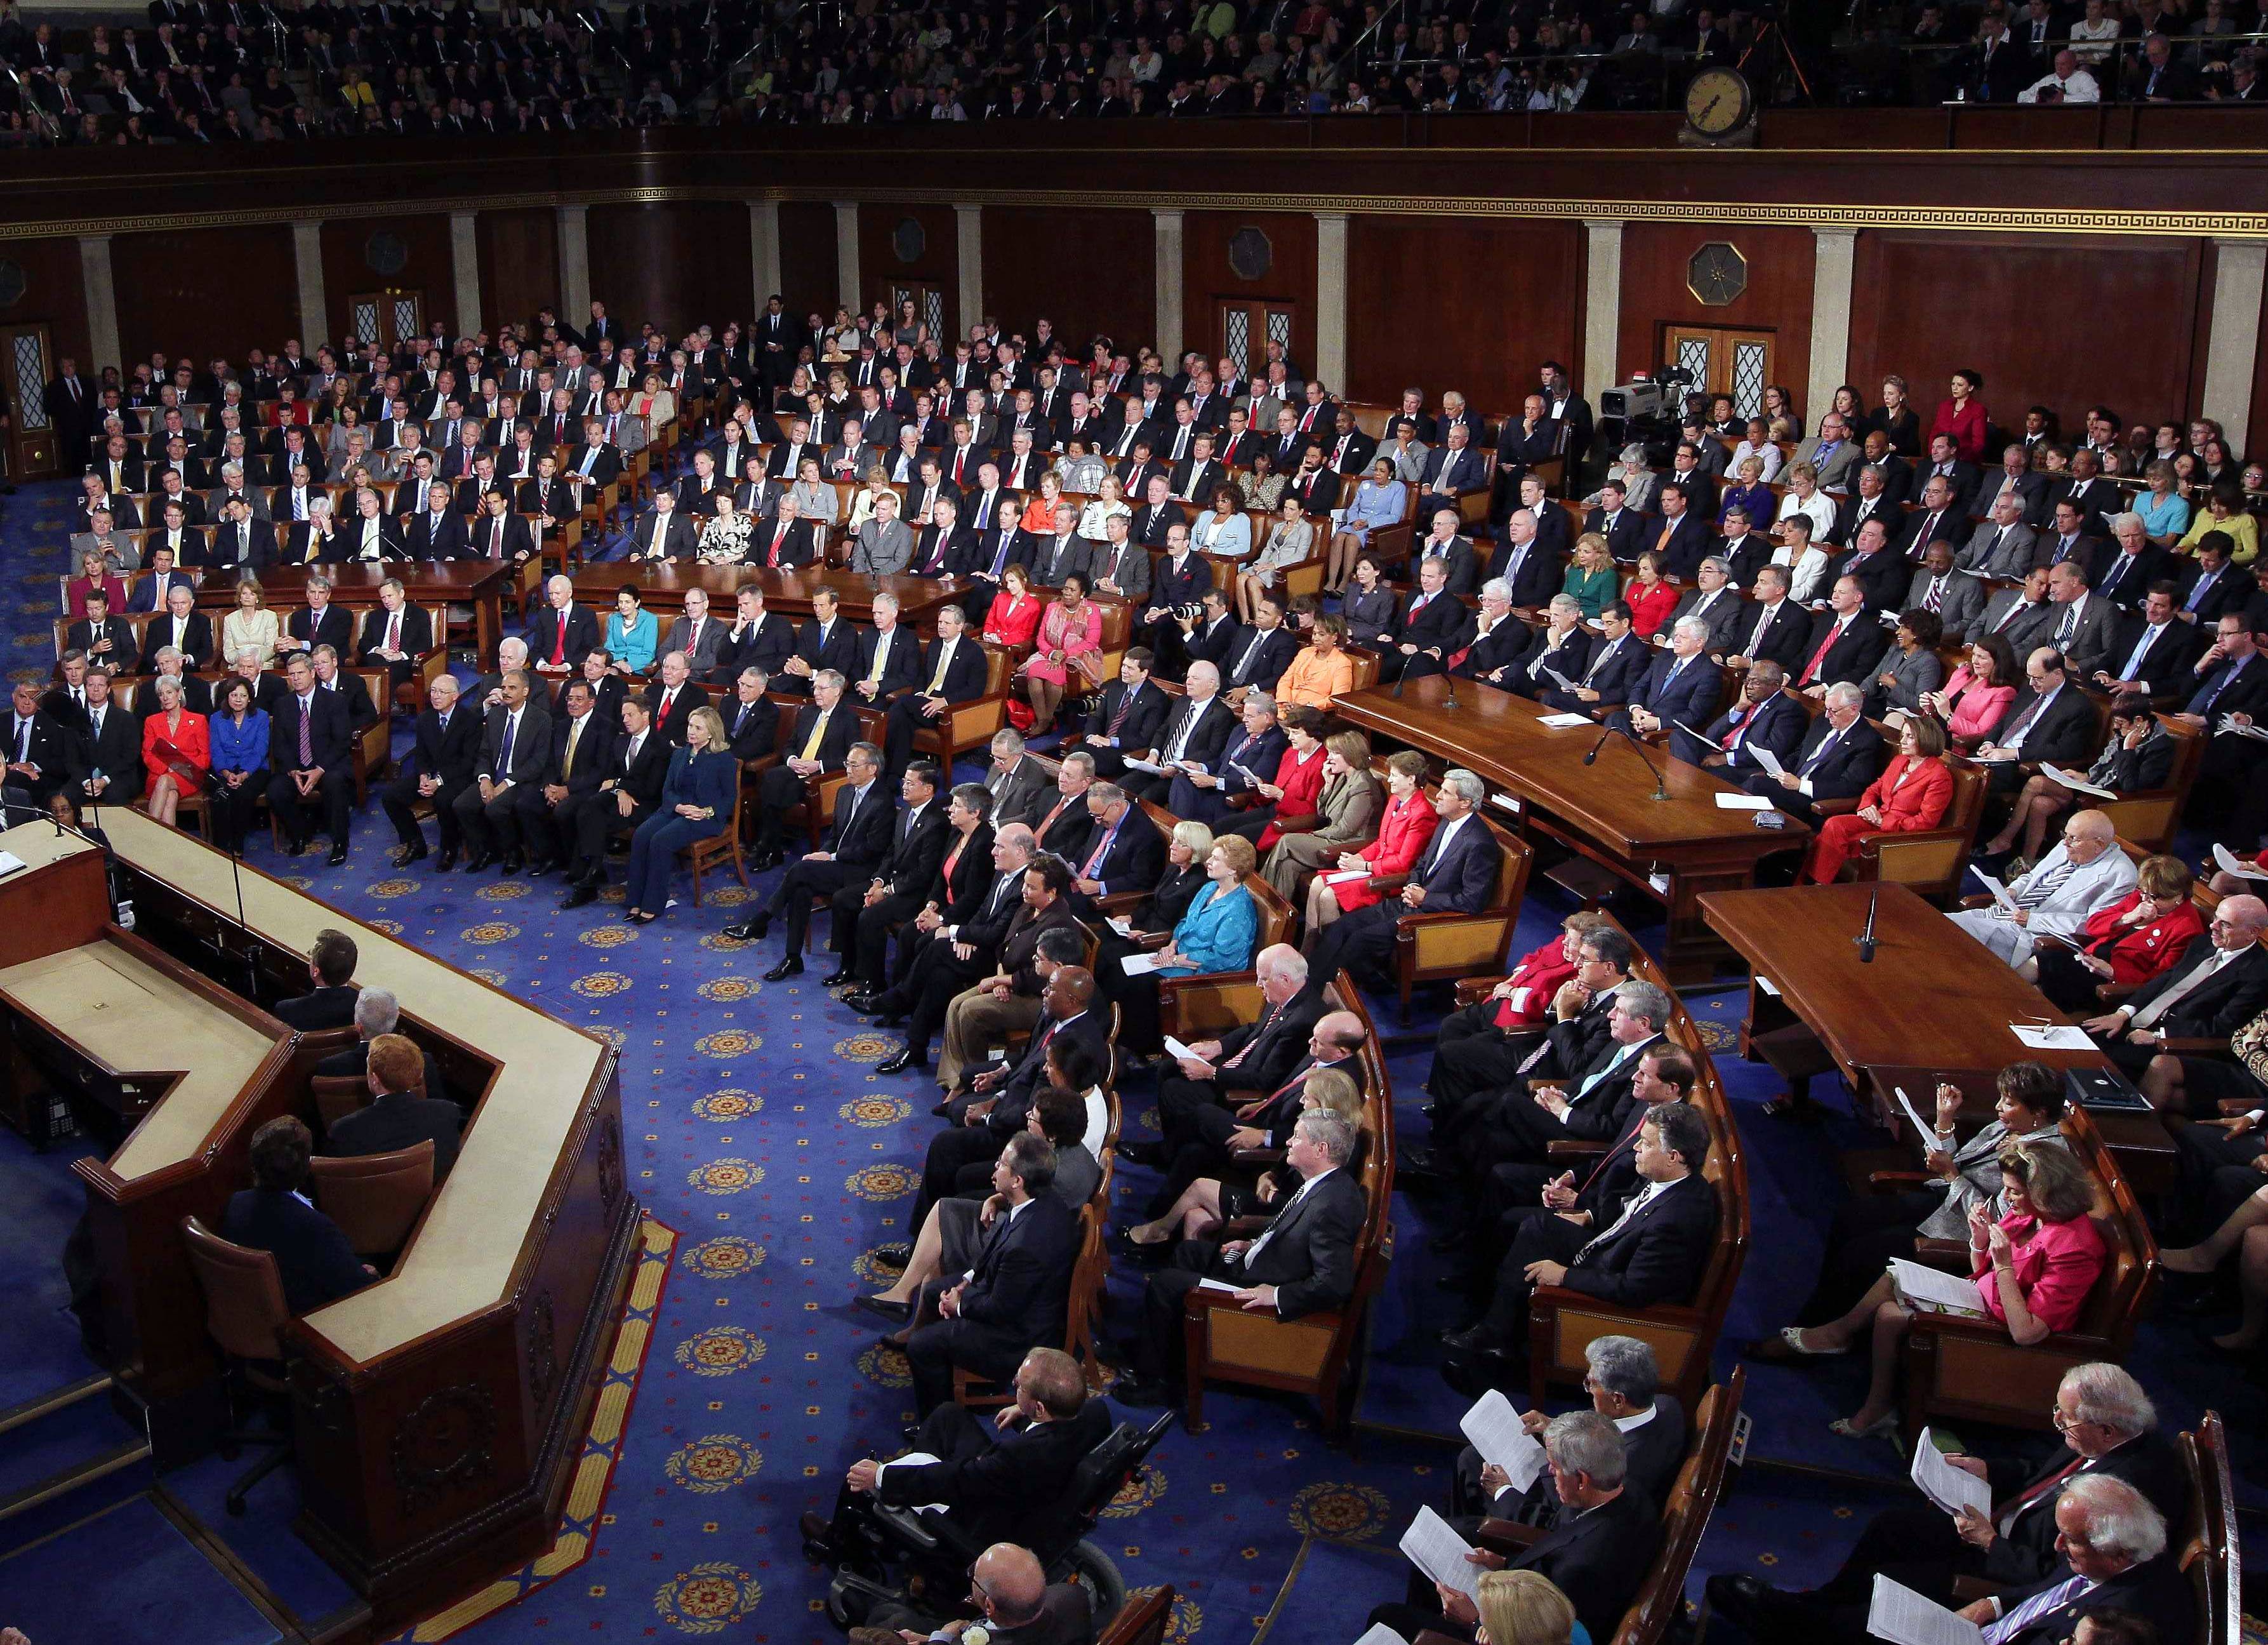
[1540,666,1575,689]
[2213,842,2268,881]
[1084,1085,1110,1155]
[1716,794,1774,811]
[0,850,23,879]
[1756,974,1782,997]
[1888,1259,1985,1314]
[2219,716,2268,742]
[1970,869,2019,914]
[1120,951,1167,976]
[1122,757,1167,775]
[1163,1036,1207,1068]
[1490,791,1523,815]
[1458,1389,1548,1493]
[1195,1276,1242,1293]
[1539,712,1593,728]
[1106,916,1135,936]
[1324,868,1371,885]
[1866,1575,1984,1645]
[1909,1429,1991,1520]
[1398,1506,1482,1601]
[1752,744,1785,778]
[1355,1625,1410,1645]
[1508,986,1532,1013]
[1673,720,1716,745]
[2039,764,2114,798]
[1893,1086,1942,1142]
[2011,1022,2093,1051]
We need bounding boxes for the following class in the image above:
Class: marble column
[834,201,861,316]
[555,204,591,321]
[449,211,483,338]
[1807,229,1859,437]
[289,220,326,352]
[2204,239,2267,460]
[1153,209,1186,370]
[955,204,984,340]
[748,199,782,309]
[1313,211,1350,394]
[77,234,122,375]
[1582,218,1623,399]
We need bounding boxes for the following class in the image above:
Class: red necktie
[2000,1456,2086,1521]
[1718,705,1752,750]
[659,689,675,724]
[1799,620,1844,686]
[769,524,787,567]
[550,612,567,664]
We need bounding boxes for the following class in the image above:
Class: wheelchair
[822,1411,1174,1637]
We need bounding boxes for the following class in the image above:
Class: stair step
[0,1439,152,1525]
[0,1371,112,1437]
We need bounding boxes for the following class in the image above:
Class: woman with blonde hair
[1475,1570,1579,1645]
[220,578,280,669]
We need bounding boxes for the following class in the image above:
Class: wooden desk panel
[195,562,510,666]
[1334,677,1805,980]
[569,562,970,629]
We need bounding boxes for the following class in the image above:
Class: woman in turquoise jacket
[605,585,660,676]
[1098,833,1261,1053]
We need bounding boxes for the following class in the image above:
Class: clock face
[1685,67,1751,135]
[1687,243,1748,307]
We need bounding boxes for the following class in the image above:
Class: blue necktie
[496,714,515,776]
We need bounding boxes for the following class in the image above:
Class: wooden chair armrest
[1527,1286,1710,1330]
[1454,976,1509,1007]
[1230,1148,1287,1168]
[1216,1215,1273,1239]
[1546,1140,1608,1157]
[1867,1170,1936,1189]
[1092,889,1148,914]
[2156,1036,2227,1056]
[1136,931,1172,952]
[2220,1096,2262,1114]
[1367,874,1409,896]
[1811,796,1861,816]
[1474,1519,1544,1555]
[2095,983,2137,1004]
[1956,895,1993,909]
[1911,1238,1970,1269]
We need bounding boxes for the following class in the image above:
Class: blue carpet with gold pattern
[3,476,2261,1645]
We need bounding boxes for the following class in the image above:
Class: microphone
[1584,721,1671,801]
[1855,882,1880,964]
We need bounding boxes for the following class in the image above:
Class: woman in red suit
[1242,707,1331,853]
[140,673,211,829]
[1801,716,1954,883]
[1622,550,1679,639]
[2030,854,2204,1012]
[980,563,1044,651]
[1304,750,1438,931]
[1926,368,1990,462]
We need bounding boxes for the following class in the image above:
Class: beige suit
[1261,771,1386,898]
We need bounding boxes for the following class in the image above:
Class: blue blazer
[221,1187,368,1316]
[1160,881,1259,976]
[1673,689,1807,770]
[209,708,270,776]
[1619,653,1723,735]
[607,608,660,673]
[659,745,738,830]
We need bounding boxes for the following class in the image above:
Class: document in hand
[2039,765,2114,799]
[1751,744,1784,778]
[1969,867,2020,914]
[1162,1035,1208,1067]
[1459,1389,1548,1494]
[1355,1626,1410,1645]
[1399,1505,1483,1601]
[1120,951,1167,976]
[1892,1086,1940,1142]
[1122,757,1169,775]
[2213,842,2268,881]
[1909,1429,1991,1519]
[1866,1574,1984,1645]
[1887,1258,1984,1315]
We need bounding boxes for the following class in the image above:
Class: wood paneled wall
[110,225,297,369]
[979,206,1154,354]
[1182,210,1316,383]
[858,203,958,326]
[1615,222,1816,420]
[320,215,460,342]
[1846,231,2208,434]
[778,201,841,326]
[477,208,559,335]
[1345,216,1583,416]
[586,202,755,339]
[4,236,93,373]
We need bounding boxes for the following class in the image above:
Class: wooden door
[1663,326,1775,420]
[878,280,948,344]
[348,289,426,354]
[0,321,58,477]
[1218,300,1297,380]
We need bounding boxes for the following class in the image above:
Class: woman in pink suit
[1776,1140,2104,1442]
[1304,750,1438,931]
[1802,717,1954,883]
[1018,573,1103,733]
[1917,634,2019,752]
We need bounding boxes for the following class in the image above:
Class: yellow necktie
[929,642,950,693]
[866,633,888,685]
[800,707,831,762]
[563,716,582,779]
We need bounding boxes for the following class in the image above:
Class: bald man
[851,1542,1092,1645]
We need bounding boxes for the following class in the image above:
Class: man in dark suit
[406,488,472,561]
[1667,558,1748,656]
[1719,566,1813,678]
[355,581,436,691]
[1389,556,1479,683]
[282,580,355,663]
[65,590,132,678]
[713,585,797,686]
[1112,1106,1367,1408]
[774,587,859,699]
[1793,576,1894,695]
[2092,586,2199,698]
[222,1116,371,1315]
[2084,894,2268,1082]
[1308,773,1500,990]
[326,1034,465,1185]
[1490,507,1566,611]
[1743,683,1884,825]
[826,763,950,991]
[60,670,144,816]
[901,1131,1082,1415]
[453,667,554,874]
[1441,1103,1716,1387]
[748,496,820,569]
[267,652,356,863]
[1673,662,1805,772]
[1,682,69,816]
[127,545,198,615]
[716,667,780,762]
[519,677,618,879]
[1606,617,1723,742]
[1409,508,1483,597]
[2088,516,2169,612]
[381,674,481,869]
[642,651,711,745]
[1416,424,1488,521]
[627,492,701,561]
[1973,647,2099,797]
[272,928,362,1030]
[1583,481,1647,565]
[2175,535,2244,628]
[560,695,673,905]
[880,605,989,776]
[1506,602,1595,700]
[1640,483,1713,580]
[1118,663,1237,806]
[800,1346,1111,1570]
[1144,945,1324,1162]
[1830,518,1911,615]
[731,740,891,961]
[1370,1409,1663,1645]
[1540,604,1648,715]
[1219,597,1301,695]
[747,674,860,870]
[1452,1334,1687,1533]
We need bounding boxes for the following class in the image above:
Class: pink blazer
[1940,668,2015,744]
[1972,1211,2105,1336]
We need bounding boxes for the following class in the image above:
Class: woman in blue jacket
[206,675,270,851]
[606,585,660,676]
[623,707,738,922]
[1099,832,1261,1054]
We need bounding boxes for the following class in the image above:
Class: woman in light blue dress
[1329,456,1409,592]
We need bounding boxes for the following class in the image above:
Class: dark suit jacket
[1220,625,1301,691]
[825,778,898,869]
[543,709,618,794]
[788,618,860,686]
[1072,807,1167,896]
[476,702,554,787]
[925,823,998,910]
[2089,547,2169,611]
[1556,632,1648,709]
[1232,1166,1366,1319]
[1786,715,1886,803]
[2118,941,2268,1041]
[1410,813,1501,916]
[355,603,435,667]
[750,516,819,569]
[406,509,471,561]
[1511,625,1595,695]
[717,694,780,761]
[1725,599,1814,674]
[873,799,952,898]
[1150,694,1236,773]
[1509,1481,1662,1645]
[876,1402,1113,1551]
[1978,1432,2187,1586]
[404,704,482,786]
[1584,505,1647,564]
[2175,559,2244,627]
[2101,615,2198,693]
[1669,586,1749,656]
[642,679,710,745]
[319,672,378,736]
[1798,611,1892,688]
[1082,680,1168,750]
[220,1188,369,1315]
[714,613,799,682]
[1621,653,1723,732]
[326,1089,465,1183]
[284,604,355,658]
[1675,688,1808,771]
[1492,535,1566,610]
[1400,590,1478,660]
[1991,1554,2194,1645]
[1560,1169,1718,1309]
[855,626,927,698]
[274,983,361,1031]
[65,705,145,803]
[1207,992,1327,1098]
[953,1192,1079,1354]
[1986,685,2096,766]
[268,684,353,772]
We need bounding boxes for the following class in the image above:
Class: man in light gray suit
[1902,542,1986,641]
[661,587,726,676]
[1793,413,1863,493]
[851,491,915,575]
[1028,523,1090,589]
[1977,566,2059,655]
[1947,808,2136,967]
[1959,491,2038,580]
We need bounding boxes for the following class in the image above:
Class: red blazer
[1490,936,1579,1030]
[2074,889,2206,991]
[1972,1210,2105,1336]
[1334,789,1440,914]
[67,574,130,620]
[1856,754,1954,833]
[1929,397,1990,462]
[1253,742,1330,852]
[1624,577,1679,638]
[982,591,1044,649]
[142,707,211,783]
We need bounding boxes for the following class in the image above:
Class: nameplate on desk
[1489,793,1522,816]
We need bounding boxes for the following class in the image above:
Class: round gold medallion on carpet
[698,931,750,951]
[1286,1481,1393,1540]
[364,877,417,898]
[855,1342,912,1389]
[844,1162,915,1201]
[578,923,637,948]
[571,971,633,999]
[833,1032,899,1063]
[1103,1464,1165,1517]
[687,1157,765,1195]
[839,1095,912,1128]
[696,975,762,1003]
[460,921,520,946]
[475,879,530,900]
[663,1435,764,1495]
[673,1326,767,1376]
[367,919,404,936]
[468,968,507,987]
[693,1029,763,1059]
[651,1562,761,1634]
[691,1088,763,1121]
[680,1234,767,1280]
